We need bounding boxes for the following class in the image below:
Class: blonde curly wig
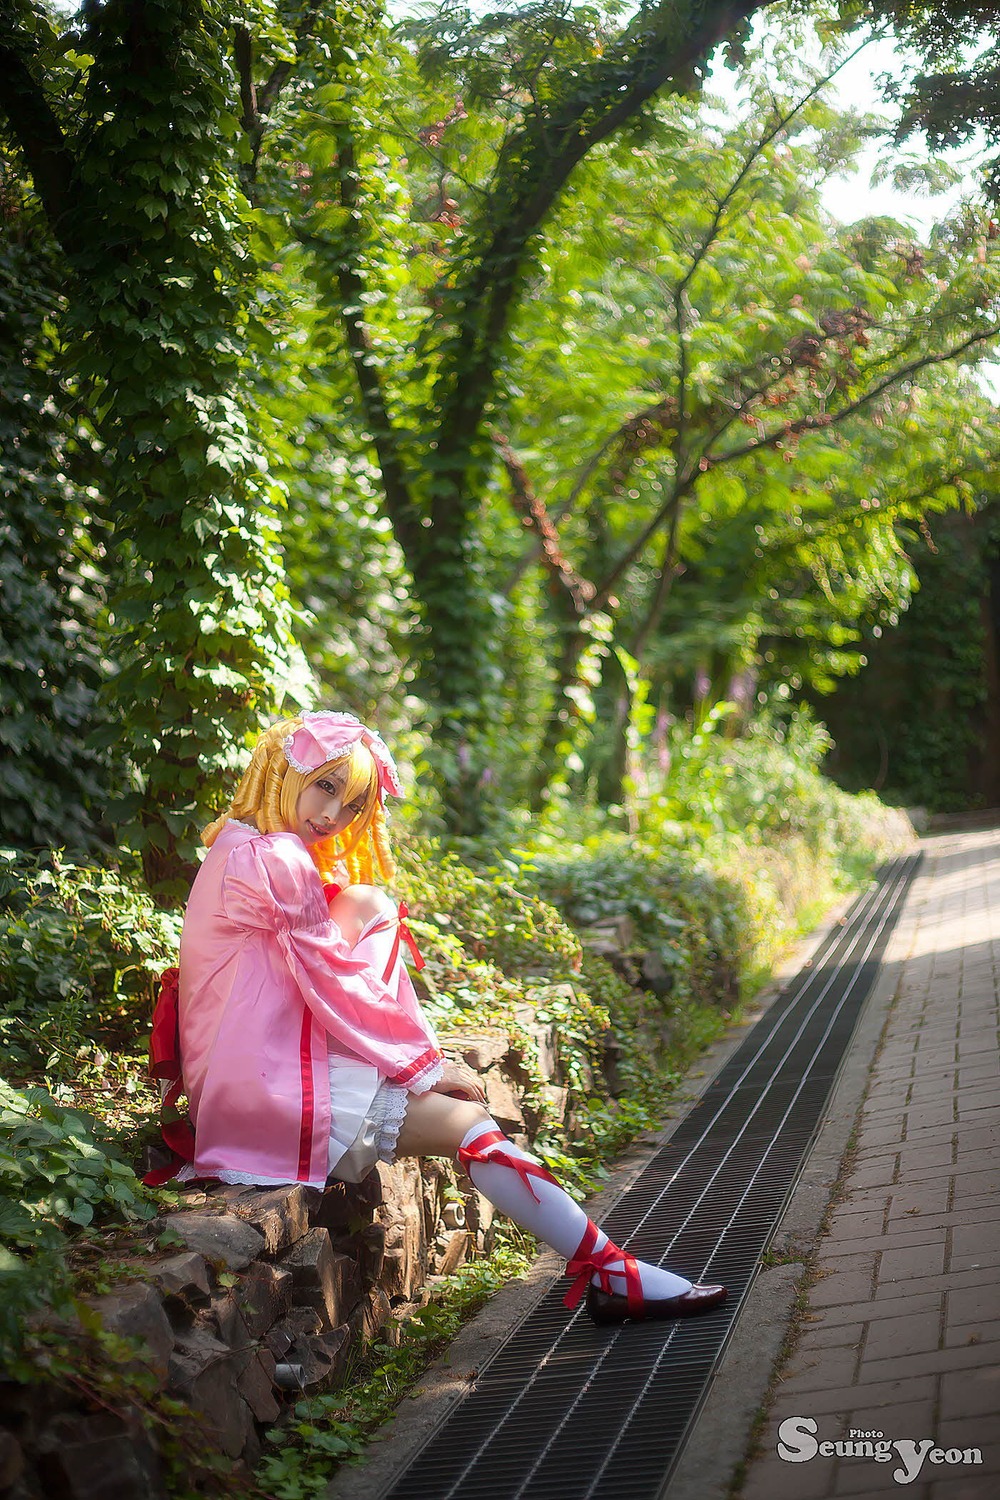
[202,717,395,884]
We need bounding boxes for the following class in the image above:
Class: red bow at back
[142,966,195,1186]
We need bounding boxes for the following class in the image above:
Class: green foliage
[524,704,913,988]
[644,701,915,868]
[396,836,583,979]
[5,2,997,846]
[648,705,843,849]
[0,1080,154,1241]
[0,847,180,1082]
[862,0,1000,200]
[0,209,121,854]
[818,502,997,811]
[505,40,1000,798]
[1,1,311,889]
[0,1078,156,1359]
[524,837,744,1005]
[239,0,792,827]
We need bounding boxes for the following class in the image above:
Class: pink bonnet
[282,712,402,802]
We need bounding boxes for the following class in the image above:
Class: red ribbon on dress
[563,1220,644,1315]
[142,966,196,1187]
[363,901,427,982]
[456,1128,561,1205]
[394,903,426,974]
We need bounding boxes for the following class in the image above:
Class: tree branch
[429,0,777,465]
[675,36,874,301]
[699,323,1000,472]
[562,393,678,521]
[493,430,596,613]
[630,519,685,659]
[233,25,258,136]
[589,322,1000,609]
[236,2,323,188]
[549,45,877,525]
[591,484,694,610]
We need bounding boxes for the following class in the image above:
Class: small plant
[394,834,583,981]
[0,1078,157,1358]
[0,848,181,1082]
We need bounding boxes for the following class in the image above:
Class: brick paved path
[736,827,1000,1500]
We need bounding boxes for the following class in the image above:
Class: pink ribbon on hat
[283,712,403,801]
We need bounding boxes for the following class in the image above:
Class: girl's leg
[393,1088,489,1157]
[395,1092,726,1324]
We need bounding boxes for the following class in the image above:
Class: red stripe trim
[392,1046,442,1087]
[296,1006,315,1181]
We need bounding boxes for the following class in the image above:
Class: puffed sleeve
[221,834,442,1092]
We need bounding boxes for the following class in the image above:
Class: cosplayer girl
[164,711,726,1325]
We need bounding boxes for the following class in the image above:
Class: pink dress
[176,820,442,1188]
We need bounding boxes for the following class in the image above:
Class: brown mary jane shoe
[586,1281,728,1325]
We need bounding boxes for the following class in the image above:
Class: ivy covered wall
[0,209,122,855]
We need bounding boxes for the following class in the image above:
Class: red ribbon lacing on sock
[142,966,196,1186]
[456,1128,562,1205]
[564,1220,644,1315]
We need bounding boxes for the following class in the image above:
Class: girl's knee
[350,884,396,919]
[443,1100,492,1156]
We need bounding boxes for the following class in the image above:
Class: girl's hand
[431,1059,488,1105]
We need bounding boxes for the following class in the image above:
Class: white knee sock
[458,1119,692,1300]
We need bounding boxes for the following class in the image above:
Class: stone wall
[0,1007,569,1500]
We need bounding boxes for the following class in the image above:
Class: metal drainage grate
[381,854,921,1500]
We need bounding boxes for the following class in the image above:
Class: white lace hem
[374,1084,410,1164]
[175,1163,300,1187]
[407,1057,444,1095]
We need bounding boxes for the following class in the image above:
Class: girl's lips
[308,820,330,838]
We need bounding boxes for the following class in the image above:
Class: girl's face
[294,773,369,845]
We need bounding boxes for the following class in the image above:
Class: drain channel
[381,854,920,1500]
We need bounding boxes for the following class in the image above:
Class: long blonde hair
[202,717,395,883]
